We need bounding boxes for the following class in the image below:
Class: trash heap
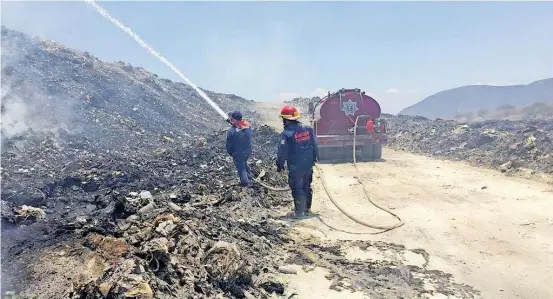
[1,25,257,152]
[1,125,293,299]
[385,115,553,176]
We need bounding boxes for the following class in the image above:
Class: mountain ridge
[399,78,553,119]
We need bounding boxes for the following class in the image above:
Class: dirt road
[254,101,553,299]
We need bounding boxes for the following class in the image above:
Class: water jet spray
[84,0,230,122]
[83,2,402,233]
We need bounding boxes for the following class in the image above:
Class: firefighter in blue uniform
[276,105,319,219]
[226,110,253,187]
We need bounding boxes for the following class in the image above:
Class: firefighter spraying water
[225,111,253,187]
[84,0,402,231]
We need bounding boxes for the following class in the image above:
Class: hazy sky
[2,1,552,113]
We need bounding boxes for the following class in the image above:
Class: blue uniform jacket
[226,125,252,159]
[276,122,319,172]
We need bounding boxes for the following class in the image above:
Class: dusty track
[255,101,553,299]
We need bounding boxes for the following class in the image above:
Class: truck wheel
[373,144,382,160]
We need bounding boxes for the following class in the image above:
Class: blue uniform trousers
[233,156,252,187]
[288,169,313,213]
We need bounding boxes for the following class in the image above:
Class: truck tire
[373,144,382,160]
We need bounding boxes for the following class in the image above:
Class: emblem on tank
[341,99,358,116]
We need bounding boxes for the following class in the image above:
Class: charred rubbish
[1,125,294,299]
[385,115,553,178]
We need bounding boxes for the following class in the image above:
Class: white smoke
[1,87,32,139]
[1,80,78,143]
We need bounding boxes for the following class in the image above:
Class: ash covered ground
[2,124,293,299]
[384,114,553,179]
[1,27,291,298]
[1,27,505,299]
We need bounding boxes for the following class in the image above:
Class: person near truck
[226,110,253,187]
[276,105,319,219]
[365,118,375,133]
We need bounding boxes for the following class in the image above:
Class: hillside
[0,27,292,298]
[284,96,318,107]
[1,26,256,153]
[3,26,553,299]
[1,27,487,299]
[454,102,553,121]
[399,78,553,119]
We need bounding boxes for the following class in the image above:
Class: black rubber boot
[287,196,299,219]
[294,195,307,219]
[304,191,312,215]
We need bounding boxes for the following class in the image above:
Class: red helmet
[280,105,301,120]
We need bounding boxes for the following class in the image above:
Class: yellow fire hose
[252,118,404,233]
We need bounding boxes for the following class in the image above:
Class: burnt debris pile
[1,26,291,299]
[1,125,291,299]
[1,26,257,151]
[1,124,287,218]
[385,115,553,176]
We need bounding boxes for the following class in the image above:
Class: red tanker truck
[308,88,388,162]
